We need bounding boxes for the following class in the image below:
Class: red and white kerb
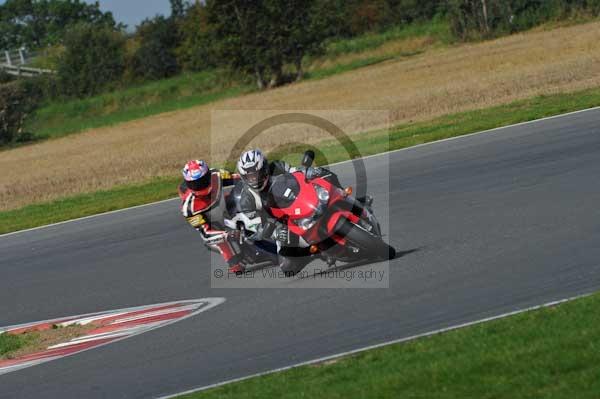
[0,298,225,376]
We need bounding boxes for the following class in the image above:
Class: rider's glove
[218,169,232,179]
[228,229,241,241]
[247,219,280,242]
[186,214,206,229]
[305,166,329,181]
[247,226,266,242]
[275,224,289,244]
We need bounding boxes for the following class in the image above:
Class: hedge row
[0,80,44,145]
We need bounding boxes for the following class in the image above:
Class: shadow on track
[298,247,422,281]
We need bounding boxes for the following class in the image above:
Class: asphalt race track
[2,109,600,398]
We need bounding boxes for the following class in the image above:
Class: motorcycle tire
[338,219,396,261]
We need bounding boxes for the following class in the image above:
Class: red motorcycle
[265,151,395,269]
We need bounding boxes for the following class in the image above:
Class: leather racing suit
[238,161,342,275]
[178,169,242,270]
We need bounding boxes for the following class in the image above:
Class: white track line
[61,325,162,344]
[0,357,62,375]
[111,304,200,324]
[58,311,131,327]
[0,197,178,239]
[156,292,593,399]
[47,332,133,349]
[341,104,600,166]
[2,105,599,240]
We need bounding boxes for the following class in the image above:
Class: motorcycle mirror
[301,150,315,168]
[305,167,315,181]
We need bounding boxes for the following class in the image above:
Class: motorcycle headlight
[297,202,327,231]
[314,184,330,204]
[296,217,318,231]
[295,185,330,231]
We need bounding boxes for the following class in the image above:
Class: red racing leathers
[178,169,241,268]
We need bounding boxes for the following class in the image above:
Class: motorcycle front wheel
[337,219,396,261]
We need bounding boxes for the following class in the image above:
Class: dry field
[2,21,600,211]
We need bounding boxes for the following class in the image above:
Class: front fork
[359,203,382,237]
[326,196,380,240]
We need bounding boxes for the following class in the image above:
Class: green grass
[0,177,179,235]
[177,293,600,399]
[22,20,447,141]
[273,87,600,168]
[304,45,427,81]
[322,17,451,57]
[304,55,397,80]
[25,70,253,139]
[0,333,29,358]
[2,86,600,235]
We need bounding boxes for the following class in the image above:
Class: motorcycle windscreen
[267,173,300,209]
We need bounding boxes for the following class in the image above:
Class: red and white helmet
[182,160,211,196]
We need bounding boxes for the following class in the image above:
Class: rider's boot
[228,263,246,275]
[279,246,310,277]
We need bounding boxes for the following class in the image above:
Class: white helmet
[237,149,269,191]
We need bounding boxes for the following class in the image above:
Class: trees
[169,0,190,20]
[205,0,265,88]
[0,0,118,50]
[131,16,181,81]
[129,1,191,81]
[0,82,27,144]
[9,0,597,103]
[447,0,513,39]
[57,23,126,97]
[0,80,43,144]
[176,2,217,71]
[446,0,600,39]
[206,0,328,89]
[388,0,444,24]
[348,0,391,34]
[279,0,330,81]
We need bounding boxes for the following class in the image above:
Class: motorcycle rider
[236,149,342,275]
[178,160,246,274]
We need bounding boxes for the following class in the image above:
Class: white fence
[1,48,54,77]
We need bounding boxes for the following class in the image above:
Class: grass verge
[176,292,600,399]
[321,17,450,57]
[304,55,397,81]
[2,87,600,235]
[0,324,96,360]
[0,334,29,358]
[24,71,253,140]
[0,177,178,234]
